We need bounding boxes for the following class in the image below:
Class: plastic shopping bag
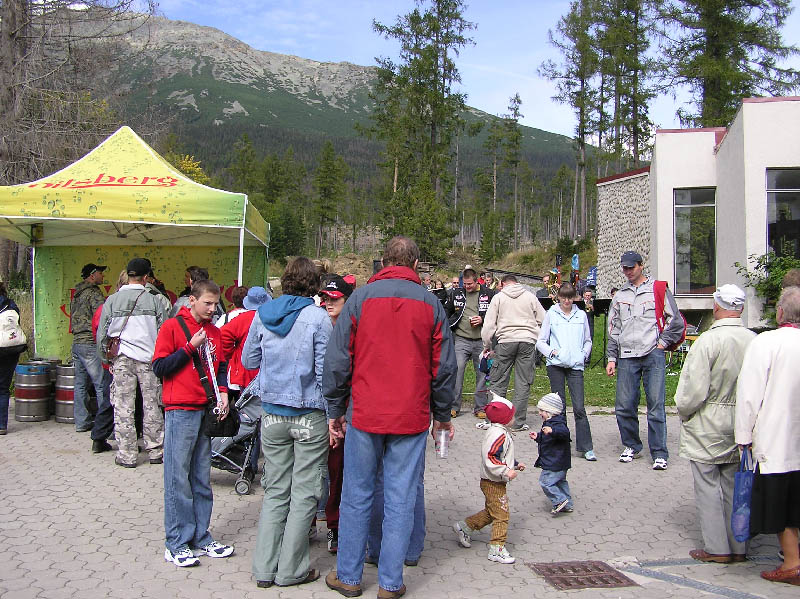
[731,447,754,543]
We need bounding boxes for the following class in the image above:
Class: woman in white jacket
[735,286,800,586]
[536,283,595,461]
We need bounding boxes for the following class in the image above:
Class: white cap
[713,284,746,311]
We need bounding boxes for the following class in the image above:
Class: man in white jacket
[482,275,547,431]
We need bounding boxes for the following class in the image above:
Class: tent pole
[31,245,37,356]
[237,224,245,286]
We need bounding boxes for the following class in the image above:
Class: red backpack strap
[653,280,667,333]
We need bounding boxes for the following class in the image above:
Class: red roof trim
[596,166,650,185]
[742,96,800,104]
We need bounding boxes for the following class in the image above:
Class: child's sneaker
[164,547,200,567]
[327,529,338,553]
[551,499,569,516]
[488,544,515,564]
[475,421,490,430]
[453,521,472,548]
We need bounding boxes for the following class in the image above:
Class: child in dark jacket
[530,392,573,516]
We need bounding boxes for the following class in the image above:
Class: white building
[597,97,800,327]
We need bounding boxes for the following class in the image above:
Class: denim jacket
[242,301,332,412]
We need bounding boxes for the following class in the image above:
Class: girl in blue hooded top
[535,282,595,462]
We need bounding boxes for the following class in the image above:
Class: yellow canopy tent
[0,126,269,358]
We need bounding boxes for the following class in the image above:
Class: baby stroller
[211,380,262,495]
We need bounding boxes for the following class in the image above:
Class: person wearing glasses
[605,251,683,471]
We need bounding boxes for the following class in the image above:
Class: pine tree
[313,141,348,257]
[660,0,800,127]
[503,94,523,249]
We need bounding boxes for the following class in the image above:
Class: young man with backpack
[605,251,685,471]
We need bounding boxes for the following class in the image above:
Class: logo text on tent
[28,174,179,189]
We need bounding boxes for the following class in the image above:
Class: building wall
[596,172,650,298]
[731,100,800,327]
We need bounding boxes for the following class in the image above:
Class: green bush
[736,250,800,325]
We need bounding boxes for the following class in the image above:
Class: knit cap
[484,391,515,425]
[537,392,563,415]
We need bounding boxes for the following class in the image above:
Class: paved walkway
[0,404,792,599]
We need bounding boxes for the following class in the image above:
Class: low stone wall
[597,172,651,297]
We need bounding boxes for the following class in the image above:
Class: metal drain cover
[527,560,638,590]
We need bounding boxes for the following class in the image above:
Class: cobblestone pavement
[1,403,793,599]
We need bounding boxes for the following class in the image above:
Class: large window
[767,168,800,259]
[674,188,716,295]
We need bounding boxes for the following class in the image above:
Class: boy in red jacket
[152,280,234,567]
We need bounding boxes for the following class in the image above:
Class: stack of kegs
[13,362,51,422]
[55,364,76,424]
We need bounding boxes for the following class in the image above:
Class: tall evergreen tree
[660,0,800,127]
[503,94,523,249]
[540,0,597,239]
[313,141,348,257]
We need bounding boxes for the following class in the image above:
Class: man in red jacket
[152,279,234,568]
[324,236,457,599]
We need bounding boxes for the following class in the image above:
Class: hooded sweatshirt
[242,295,332,413]
[481,283,547,347]
[152,306,227,410]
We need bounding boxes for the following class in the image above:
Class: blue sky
[156,0,800,138]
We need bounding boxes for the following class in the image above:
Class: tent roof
[0,126,268,247]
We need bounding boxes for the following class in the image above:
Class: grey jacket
[97,284,169,364]
[607,277,683,360]
[674,318,755,464]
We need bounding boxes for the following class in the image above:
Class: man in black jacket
[445,268,495,419]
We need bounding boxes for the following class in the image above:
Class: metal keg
[14,362,51,422]
[55,364,76,424]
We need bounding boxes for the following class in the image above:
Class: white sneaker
[164,547,200,567]
[652,458,668,471]
[475,421,490,430]
[510,424,529,432]
[488,544,515,564]
[453,521,472,548]
[619,447,641,463]
[192,541,234,558]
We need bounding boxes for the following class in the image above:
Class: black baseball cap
[81,263,107,279]
[126,257,152,277]
[620,251,643,267]
[319,275,353,299]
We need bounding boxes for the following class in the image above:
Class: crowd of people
[0,240,798,594]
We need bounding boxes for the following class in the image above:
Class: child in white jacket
[453,393,525,564]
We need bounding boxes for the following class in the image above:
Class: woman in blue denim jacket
[535,283,595,462]
[242,257,332,589]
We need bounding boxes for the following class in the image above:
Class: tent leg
[237,227,244,285]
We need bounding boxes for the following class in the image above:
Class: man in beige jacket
[675,284,755,564]
[482,274,547,431]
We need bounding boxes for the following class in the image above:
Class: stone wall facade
[596,171,651,298]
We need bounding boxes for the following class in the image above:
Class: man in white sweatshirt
[481,275,547,431]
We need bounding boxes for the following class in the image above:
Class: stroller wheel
[235,478,251,495]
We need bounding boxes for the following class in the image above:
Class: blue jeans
[163,409,214,554]
[0,354,20,430]
[367,449,426,562]
[615,349,668,460]
[337,426,427,592]
[72,343,105,431]
[539,469,572,509]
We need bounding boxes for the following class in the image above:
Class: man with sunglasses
[606,251,683,471]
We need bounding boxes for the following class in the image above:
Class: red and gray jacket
[323,266,457,434]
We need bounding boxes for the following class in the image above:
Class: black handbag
[176,316,240,438]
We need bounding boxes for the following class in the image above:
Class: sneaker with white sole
[327,528,338,553]
[453,521,472,548]
[193,541,234,558]
[652,458,668,471]
[584,450,597,461]
[510,424,529,432]
[551,499,569,516]
[164,547,200,567]
[475,421,490,430]
[488,544,515,564]
[619,447,641,463]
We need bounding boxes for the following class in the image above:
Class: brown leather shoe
[731,554,747,562]
[377,585,406,599]
[325,571,362,597]
[276,569,319,587]
[761,565,800,585]
[689,549,732,563]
